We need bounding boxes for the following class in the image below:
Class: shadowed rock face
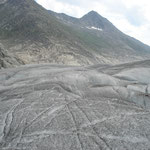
[0,60,150,150]
[0,44,24,68]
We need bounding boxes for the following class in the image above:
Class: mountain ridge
[48,9,150,54]
[0,0,150,68]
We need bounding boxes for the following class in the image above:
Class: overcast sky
[36,0,150,46]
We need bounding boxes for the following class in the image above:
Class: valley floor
[0,60,150,150]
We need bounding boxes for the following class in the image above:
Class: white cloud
[36,0,85,17]
[36,0,150,46]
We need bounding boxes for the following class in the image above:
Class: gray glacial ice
[0,61,150,150]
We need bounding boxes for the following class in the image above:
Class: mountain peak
[80,10,108,29]
[82,10,102,19]
[87,10,100,16]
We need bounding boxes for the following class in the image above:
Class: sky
[36,0,150,46]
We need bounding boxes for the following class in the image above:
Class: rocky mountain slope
[0,43,23,68]
[0,0,150,67]
[49,10,150,59]
[0,60,150,149]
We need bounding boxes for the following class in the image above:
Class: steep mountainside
[49,10,150,56]
[0,0,150,67]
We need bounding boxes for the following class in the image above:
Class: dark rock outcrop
[0,44,24,68]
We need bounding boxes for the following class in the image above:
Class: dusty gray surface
[0,61,150,150]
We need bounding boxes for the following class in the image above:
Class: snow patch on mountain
[86,26,103,31]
